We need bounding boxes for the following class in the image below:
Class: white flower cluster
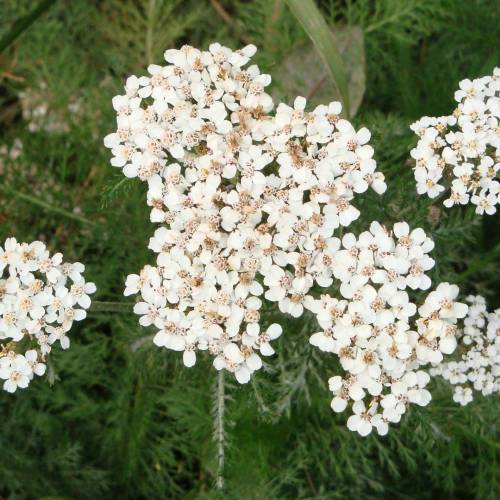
[430,295,499,406]
[410,67,500,215]
[105,43,387,383]
[305,222,468,436]
[0,238,95,393]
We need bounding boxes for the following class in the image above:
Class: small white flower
[306,221,467,435]
[432,295,499,405]
[410,68,500,214]
[0,353,32,393]
[0,238,95,393]
[108,43,386,384]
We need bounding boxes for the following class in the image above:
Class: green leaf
[284,0,351,117]
[273,25,365,116]
[0,0,57,53]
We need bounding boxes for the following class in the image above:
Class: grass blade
[0,185,97,226]
[284,0,351,117]
[0,0,57,53]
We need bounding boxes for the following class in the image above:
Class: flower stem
[215,369,226,490]
[209,0,254,45]
[1,185,97,226]
[91,301,134,313]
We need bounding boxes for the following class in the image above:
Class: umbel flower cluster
[410,67,500,215]
[431,295,499,406]
[105,43,387,383]
[0,238,95,393]
[306,222,468,436]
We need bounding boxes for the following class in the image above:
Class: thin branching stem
[215,369,226,490]
[91,301,134,313]
[209,0,253,45]
[1,185,97,226]
[130,334,155,352]
[145,0,156,65]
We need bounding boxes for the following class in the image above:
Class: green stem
[284,0,351,117]
[215,370,226,490]
[130,334,155,352]
[145,0,156,65]
[1,185,97,226]
[91,301,134,313]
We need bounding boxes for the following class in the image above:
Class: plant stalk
[1,185,97,226]
[215,369,226,490]
[91,301,134,313]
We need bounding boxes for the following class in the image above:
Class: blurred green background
[0,0,499,498]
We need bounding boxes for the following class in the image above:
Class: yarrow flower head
[0,238,95,393]
[410,67,500,215]
[430,295,499,405]
[105,43,387,383]
[305,222,468,436]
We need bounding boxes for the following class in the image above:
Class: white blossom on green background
[431,295,499,405]
[0,238,95,393]
[306,222,468,436]
[106,44,387,383]
[410,68,500,215]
